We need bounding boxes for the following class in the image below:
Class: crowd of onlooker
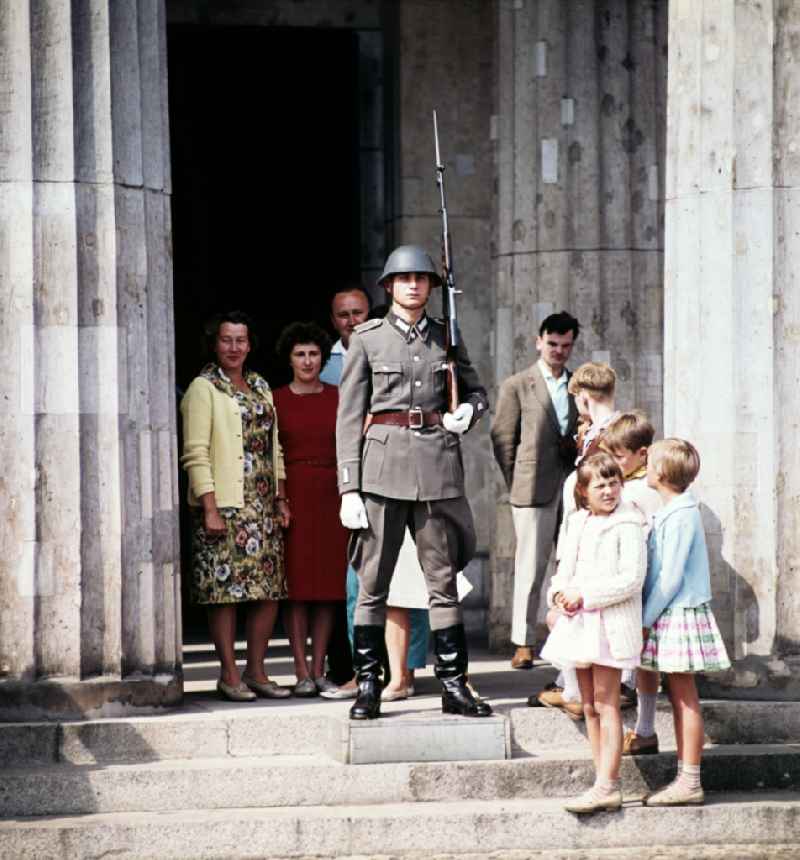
[179,293,731,813]
[179,286,429,706]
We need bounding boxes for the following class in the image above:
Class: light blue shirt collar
[537,359,569,435]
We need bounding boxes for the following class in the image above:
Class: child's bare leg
[592,665,623,782]
[646,672,705,805]
[637,669,659,696]
[667,673,703,765]
[576,667,600,769]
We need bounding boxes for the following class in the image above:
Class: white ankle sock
[556,670,565,689]
[679,762,702,791]
[562,668,580,702]
[634,691,657,737]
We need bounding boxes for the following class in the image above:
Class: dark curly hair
[203,310,259,358]
[275,321,333,370]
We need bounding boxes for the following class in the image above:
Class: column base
[0,673,183,722]
[697,655,800,702]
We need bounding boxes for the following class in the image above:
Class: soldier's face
[387,273,432,311]
[536,329,575,374]
[331,290,370,347]
[289,342,323,384]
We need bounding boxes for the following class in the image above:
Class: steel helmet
[377,245,442,287]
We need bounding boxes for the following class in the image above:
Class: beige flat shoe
[381,686,408,702]
[564,786,622,814]
[645,781,704,807]
[217,679,256,702]
[241,672,291,699]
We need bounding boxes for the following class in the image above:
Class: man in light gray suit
[490,312,580,670]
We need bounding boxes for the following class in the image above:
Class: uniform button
[413,356,420,362]
[382,365,389,371]
[414,380,422,388]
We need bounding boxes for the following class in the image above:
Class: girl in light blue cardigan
[640,439,730,808]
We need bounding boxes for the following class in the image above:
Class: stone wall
[383,0,496,632]
[663,0,800,698]
[488,0,668,648]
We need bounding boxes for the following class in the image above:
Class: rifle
[433,109,461,414]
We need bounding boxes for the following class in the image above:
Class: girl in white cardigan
[541,453,647,814]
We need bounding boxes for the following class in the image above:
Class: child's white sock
[562,668,580,703]
[679,762,702,791]
[634,692,657,737]
[555,670,565,689]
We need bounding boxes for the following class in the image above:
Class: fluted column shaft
[664,0,800,697]
[0,0,180,719]
[489,0,668,647]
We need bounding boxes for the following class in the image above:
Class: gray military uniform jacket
[490,363,578,507]
[336,312,488,501]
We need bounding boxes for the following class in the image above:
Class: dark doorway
[168,25,361,633]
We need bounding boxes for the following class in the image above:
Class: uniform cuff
[338,459,361,494]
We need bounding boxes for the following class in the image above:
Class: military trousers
[351,493,476,630]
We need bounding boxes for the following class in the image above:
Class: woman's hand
[203,508,227,539]
[276,499,291,528]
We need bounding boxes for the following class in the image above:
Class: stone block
[59,717,228,765]
[329,714,510,765]
[0,723,58,767]
[227,713,333,757]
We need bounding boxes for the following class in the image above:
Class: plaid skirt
[641,602,731,674]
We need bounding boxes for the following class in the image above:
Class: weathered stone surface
[488,0,668,648]
[663,0,800,698]
[1,794,799,859]
[330,713,509,764]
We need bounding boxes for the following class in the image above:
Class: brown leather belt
[369,409,443,429]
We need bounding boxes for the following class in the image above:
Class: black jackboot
[349,624,384,720]
[434,624,493,717]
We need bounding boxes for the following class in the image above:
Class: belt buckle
[408,407,424,429]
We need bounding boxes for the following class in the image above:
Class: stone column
[489,0,668,648]
[383,0,495,631]
[663,0,800,698]
[0,0,181,720]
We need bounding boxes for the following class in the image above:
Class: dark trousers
[325,600,354,684]
[351,494,476,631]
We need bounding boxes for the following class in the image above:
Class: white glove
[340,492,368,530]
[443,403,474,435]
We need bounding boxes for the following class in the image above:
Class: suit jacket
[490,363,578,507]
[336,314,488,501]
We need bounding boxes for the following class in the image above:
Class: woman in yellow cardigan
[181,311,290,702]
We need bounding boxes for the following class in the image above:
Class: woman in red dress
[273,322,349,697]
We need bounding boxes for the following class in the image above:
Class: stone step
[1,744,798,818]
[1,793,799,859]
[3,698,798,768]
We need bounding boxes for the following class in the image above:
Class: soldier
[337,245,491,720]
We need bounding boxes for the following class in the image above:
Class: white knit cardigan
[547,501,647,660]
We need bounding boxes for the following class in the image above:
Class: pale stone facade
[0,0,796,717]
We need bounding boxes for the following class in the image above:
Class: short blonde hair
[574,452,623,510]
[568,362,616,400]
[649,438,700,492]
[603,410,655,453]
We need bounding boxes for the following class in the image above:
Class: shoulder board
[354,319,383,334]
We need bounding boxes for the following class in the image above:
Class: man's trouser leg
[352,495,408,627]
[411,497,491,717]
[510,497,560,647]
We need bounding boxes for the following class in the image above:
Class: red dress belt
[368,409,443,429]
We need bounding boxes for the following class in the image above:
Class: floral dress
[190,364,287,605]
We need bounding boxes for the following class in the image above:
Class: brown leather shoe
[622,729,659,756]
[511,646,534,670]
[537,688,584,721]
